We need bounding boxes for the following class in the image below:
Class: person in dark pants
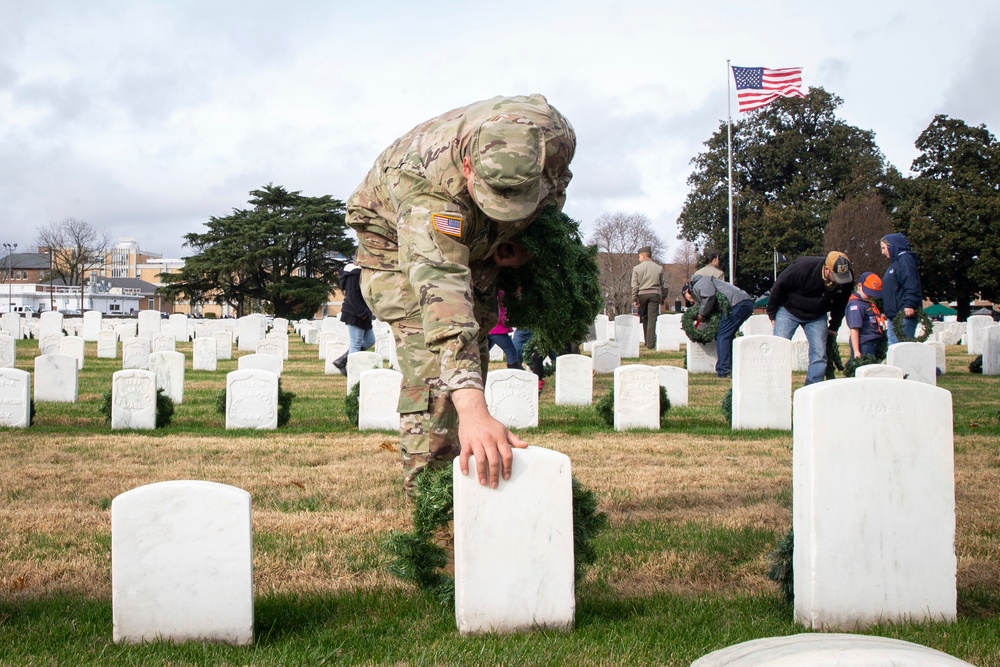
[332,262,374,375]
[683,274,754,378]
[630,246,668,349]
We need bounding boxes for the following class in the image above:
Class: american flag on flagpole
[731,66,805,113]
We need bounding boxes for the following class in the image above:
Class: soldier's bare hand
[452,388,528,488]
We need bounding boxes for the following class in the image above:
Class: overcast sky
[2,1,998,261]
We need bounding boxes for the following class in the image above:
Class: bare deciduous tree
[34,218,112,312]
[588,212,664,316]
[672,240,699,279]
[823,194,892,277]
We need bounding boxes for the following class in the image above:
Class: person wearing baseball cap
[345,94,575,497]
[845,272,887,359]
[766,251,855,385]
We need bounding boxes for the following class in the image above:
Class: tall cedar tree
[823,194,893,277]
[677,87,898,296]
[160,185,355,319]
[893,115,1000,321]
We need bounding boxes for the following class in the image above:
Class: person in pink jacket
[487,295,522,369]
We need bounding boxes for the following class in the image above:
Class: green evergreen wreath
[345,382,360,426]
[970,355,984,374]
[384,464,608,607]
[824,334,844,380]
[843,338,888,377]
[721,387,732,423]
[767,527,794,604]
[681,293,731,343]
[891,308,933,343]
[498,205,603,357]
[594,385,671,428]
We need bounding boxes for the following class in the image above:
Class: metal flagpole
[726,59,735,285]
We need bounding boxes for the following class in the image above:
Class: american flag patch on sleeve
[432,213,463,237]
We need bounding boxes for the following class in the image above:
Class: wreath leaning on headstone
[384,463,608,608]
[891,308,933,343]
[824,334,845,380]
[842,338,888,378]
[970,355,984,374]
[681,293,732,344]
[767,527,794,604]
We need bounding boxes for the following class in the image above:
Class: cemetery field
[2,337,1000,666]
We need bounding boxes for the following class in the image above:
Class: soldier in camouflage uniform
[346,94,576,497]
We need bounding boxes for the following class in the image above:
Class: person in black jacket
[766,252,854,385]
[880,233,922,344]
[333,262,374,374]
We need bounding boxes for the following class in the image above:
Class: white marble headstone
[168,313,189,342]
[358,368,402,431]
[485,369,539,429]
[690,633,975,667]
[323,341,350,375]
[982,325,1000,376]
[1,313,22,339]
[271,317,289,334]
[686,341,718,374]
[739,313,772,336]
[317,331,340,360]
[121,337,151,370]
[453,447,574,635]
[237,315,264,351]
[97,330,118,359]
[928,340,946,375]
[136,310,161,339]
[0,335,15,368]
[657,366,688,408]
[59,335,86,370]
[732,335,791,430]
[793,378,956,630]
[346,351,382,391]
[613,314,641,358]
[655,313,684,351]
[262,333,289,360]
[593,314,609,342]
[0,368,31,427]
[554,354,593,406]
[115,320,138,340]
[111,480,253,645]
[790,339,810,373]
[193,337,218,372]
[226,369,279,429]
[886,342,937,385]
[38,311,64,341]
[33,353,78,403]
[214,330,233,360]
[591,341,620,374]
[614,364,660,431]
[150,332,176,353]
[149,350,185,404]
[854,363,904,379]
[237,353,282,377]
[966,314,994,356]
[111,369,158,430]
[82,310,102,341]
[39,332,64,356]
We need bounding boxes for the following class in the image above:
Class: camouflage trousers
[360,267,465,498]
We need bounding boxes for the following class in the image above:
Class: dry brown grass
[3,416,999,605]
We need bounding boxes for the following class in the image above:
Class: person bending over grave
[845,272,886,359]
[766,252,854,385]
[682,273,754,378]
[346,94,577,497]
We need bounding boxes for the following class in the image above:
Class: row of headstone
[111,447,579,644]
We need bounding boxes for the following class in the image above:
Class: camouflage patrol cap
[470,113,546,222]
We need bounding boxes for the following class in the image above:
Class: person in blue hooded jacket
[880,233,923,344]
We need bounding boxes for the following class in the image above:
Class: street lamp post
[2,242,16,312]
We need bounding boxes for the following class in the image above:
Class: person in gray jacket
[683,273,754,378]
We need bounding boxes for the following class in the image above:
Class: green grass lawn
[1,333,999,666]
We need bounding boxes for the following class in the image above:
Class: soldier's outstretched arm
[452,387,528,488]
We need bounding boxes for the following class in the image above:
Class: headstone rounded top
[691,633,974,666]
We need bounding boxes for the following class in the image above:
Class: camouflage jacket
[346,94,575,392]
